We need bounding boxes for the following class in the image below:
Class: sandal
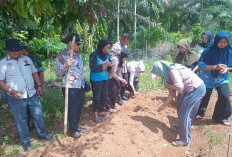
[172,139,189,147]
[99,112,110,118]
[108,108,117,113]
[170,124,179,132]
[215,119,231,126]
[93,117,102,124]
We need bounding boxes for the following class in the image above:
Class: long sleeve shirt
[55,48,85,88]
[169,68,203,95]
[108,56,123,81]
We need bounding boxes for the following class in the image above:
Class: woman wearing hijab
[107,48,130,112]
[196,31,214,57]
[175,39,199,71]
[197,31,232,126]
[152,61,206,147]
[89,39,112,123]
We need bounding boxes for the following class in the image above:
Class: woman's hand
[215,64,227,70]
[102,62,108,70]
[220,68,228,74]
[107,62,112,67]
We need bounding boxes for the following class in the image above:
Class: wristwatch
[37,84,43,88]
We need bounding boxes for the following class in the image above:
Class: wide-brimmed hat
[4,39,27,51]
[66,33,83,43]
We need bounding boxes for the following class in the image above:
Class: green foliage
[40,89,64,126]
[203,128,226,150]
[191,26,204,45]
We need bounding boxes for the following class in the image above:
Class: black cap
[4,39,27,51]
[121,48,130,57]
[66,33,83,43]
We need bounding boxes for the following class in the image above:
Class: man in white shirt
[0,39,52,151]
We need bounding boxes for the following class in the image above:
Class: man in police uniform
[0,39,52,151]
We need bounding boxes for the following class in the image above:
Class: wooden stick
[227,133,231,157]
[64,36,76,136]
[154,80,157,115]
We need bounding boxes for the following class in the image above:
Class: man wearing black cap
[0,39,52,151]
[55,33,86,138]
[107,48,130,112]
[111,33,131,105]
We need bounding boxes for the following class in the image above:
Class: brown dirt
[1,91,232,157]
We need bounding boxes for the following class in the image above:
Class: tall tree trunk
[47,21,51,69]
[117,0,120,41]
[134,0,137,50]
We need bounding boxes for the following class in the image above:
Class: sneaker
[109,108,117,113]
[122,95,129,101]
[77,127,87,132]
[38,134,53,140]
[70,131,82,138]
[118,96,123,105]
[172,139,189,147]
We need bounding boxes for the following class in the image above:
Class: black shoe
[77,127,86,132]
[38,134,53,140]
[23,142,31,151]
[122,95,129,101]
[118,96,123,105]
[70,131,82,138]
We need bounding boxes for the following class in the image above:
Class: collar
[6,54,25,61]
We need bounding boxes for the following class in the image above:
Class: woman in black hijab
[90,39,112,123]
[196,31,214,57]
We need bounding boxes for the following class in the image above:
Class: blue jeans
[176,83,206,143]
[7,93,46,144]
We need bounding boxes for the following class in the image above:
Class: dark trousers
[91,80,108,112]
[197,83,232,121]
[107,78,118,109]
[121,72,129,96]
[62,88,85,133]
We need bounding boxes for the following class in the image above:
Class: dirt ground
[1,90,232,157]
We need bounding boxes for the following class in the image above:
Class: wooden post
[227,133,231,157]
[64,36,76,136]
[154,80,157,116]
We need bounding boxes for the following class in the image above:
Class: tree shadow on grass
[131,115,178,143]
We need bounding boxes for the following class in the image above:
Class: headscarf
[96,39,111,61]
[151,60,186,84]
[200,31,232,78]
[175,39,199,66]
[137,61,145,72]
[199,31,214,48]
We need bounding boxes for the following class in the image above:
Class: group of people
[0,33,145,151]
[0,30,231,151]
[152,30,232,147]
